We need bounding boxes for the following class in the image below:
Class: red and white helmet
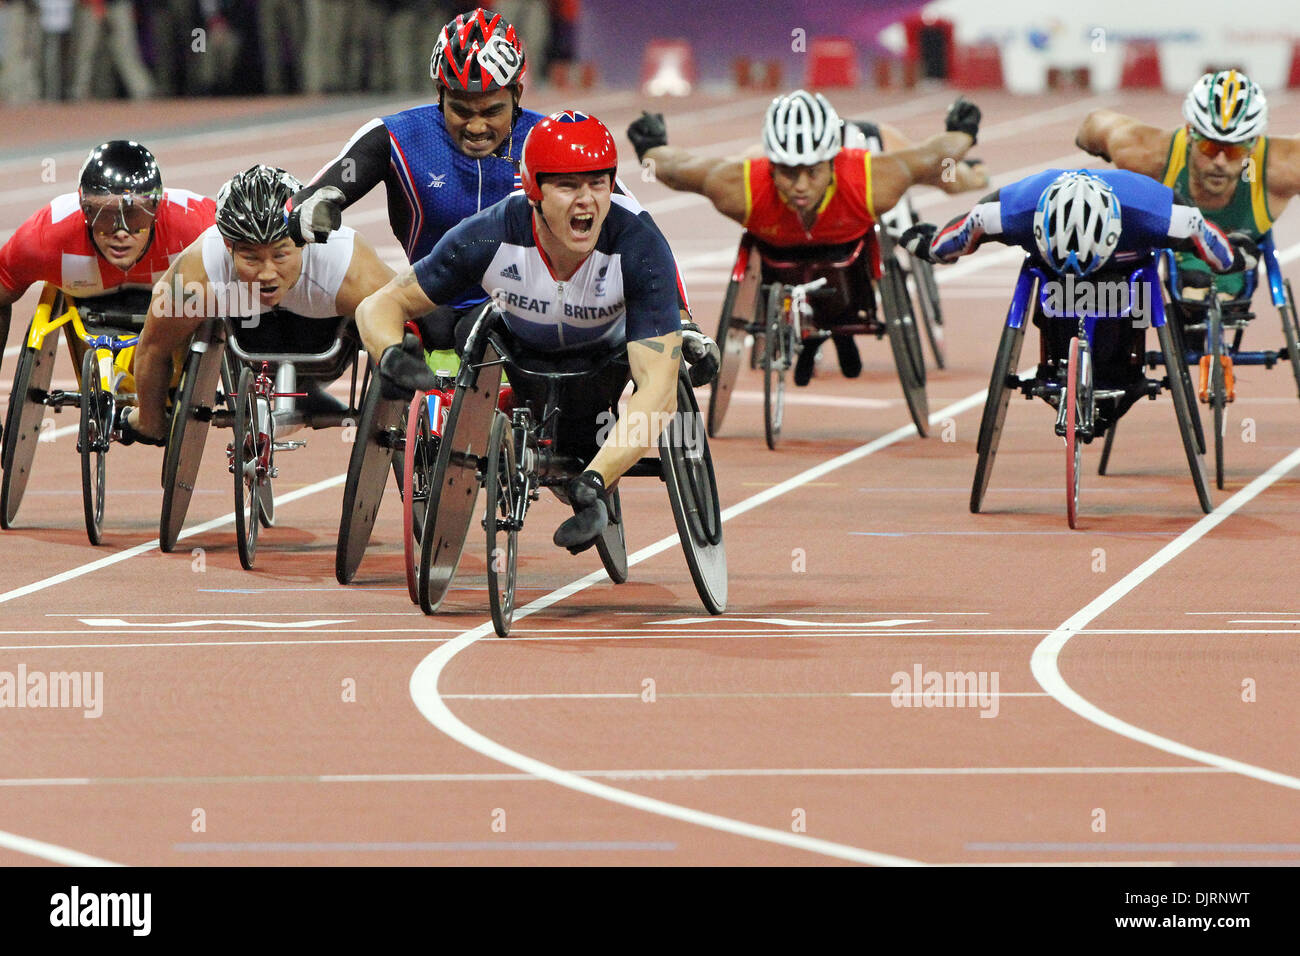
[430,8,527,94]
[520,111,618,201]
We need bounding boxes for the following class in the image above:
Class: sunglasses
[81,194,159,236]
[1189,131,1256,163]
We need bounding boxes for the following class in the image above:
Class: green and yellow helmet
[1183,70,1268,143]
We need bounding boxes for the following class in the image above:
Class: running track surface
[1,87,1298,867]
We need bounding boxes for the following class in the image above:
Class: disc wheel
[1166,308,1206,455]
[883,260,929,436]
[971,321,1026,513]
[1,321,60,528]
[595,487,628,584]
[762,284,788,451]
[660,375,727,614]
[1158,321,1213,514]
[484,411,518,637]
[1281,278,1300,400]
[911,257,946,369]
[1207,298,1227,490]
[160,327,226,552]
[232,366,261,570]
[403,391,437,605]
[1065,337,1082,529]
[706,272,749,437]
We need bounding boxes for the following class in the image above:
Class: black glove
[378,334,436,401]
[900,223,938,263]
[944,96,980,144]
[627,111,668,164]
[285,185,345,245]
[1227,231,1259,273]
[553,469,608,554]
[115,406,166,447]
[680,322,720,387]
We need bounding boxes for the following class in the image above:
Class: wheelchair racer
[626,89,981,385]
[1075,70,1300,301]
[901,169,1257,415]
[356,111,688,554]
[125,165,396,444]
[0,141,214,424]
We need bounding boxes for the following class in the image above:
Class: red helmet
[520,111,619,201]
[430,8,526,94]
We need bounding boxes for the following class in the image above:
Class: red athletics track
[1,87,1298,867]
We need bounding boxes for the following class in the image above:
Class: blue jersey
[931,168,1235,273]
[382,104,544,307]
[414,194,682,353]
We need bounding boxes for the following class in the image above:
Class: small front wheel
[79,348,110,545]
[232,366,262,569]
[484,411,518,637]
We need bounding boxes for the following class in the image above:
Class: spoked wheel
[660,374,727,614]
[1,321,60,528]
[417,343,502,614]
[78,349,112,545]
[484,411,519,637]
[160,326,226,552]
[1158,321,1213,514]
[707,272,750,437]
[1064,337,1084,529]
[1206,297,1227,490]
[971,321,1026,513]
[594,486,628,583]
[232,366,261,570]
[1098,420,1117,476]
[335,359,404,585]
[882,260,929,436]
[1280,278,1300,400]
[403,391,437,604]
[911,257,946,370]
[762,284,788,451]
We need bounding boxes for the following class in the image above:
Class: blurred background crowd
[0,0,577,102]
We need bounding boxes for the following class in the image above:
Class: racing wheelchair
[1,284,166,543]
[970,252,1211,528]
[159,311,403,573]
[1097,233,1300,489]
[407,309,727,637]
[707,226,929,449]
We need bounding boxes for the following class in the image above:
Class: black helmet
[78,141,163,236]
[215,165,304,245]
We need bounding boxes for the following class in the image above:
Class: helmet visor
[81,194,159,236]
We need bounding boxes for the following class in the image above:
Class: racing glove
[553,469,609,554]
[379,334,437,401]
[681,322,721,387]
[285,185,345,245]
[944,97,981,144]
[115,406,166,447]
[627,111,668,164]
[900,223,938,263]
[1227,231,1260,274]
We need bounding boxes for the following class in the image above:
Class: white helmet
[1032,171,1123,277]
[1183,70,1268,143]
[762,90,842,166]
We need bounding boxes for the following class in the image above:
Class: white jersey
[199,224,356,317]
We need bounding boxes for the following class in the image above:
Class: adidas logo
[499,263,521,280]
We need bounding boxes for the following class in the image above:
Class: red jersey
[0,188,215,298]
[742,149,876,247]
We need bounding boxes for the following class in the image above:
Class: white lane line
[440,691,1049,700]
[0,765,1227,787]
[0,473,344,606]
[1031,445,1300,791]
[409,387,1005,868]
[0,829,121,866]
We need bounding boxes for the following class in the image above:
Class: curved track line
[0,829,121,866]
[409,390,997,866]
[1031,446,1300,790]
